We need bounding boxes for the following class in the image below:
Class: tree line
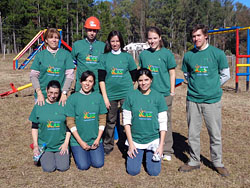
[0,0,250,56]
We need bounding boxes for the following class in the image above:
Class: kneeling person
[66,71,107,170]
[30,80,71,172]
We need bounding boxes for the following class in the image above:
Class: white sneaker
[163,154,171,161]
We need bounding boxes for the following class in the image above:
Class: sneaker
[162,154,172,161]
[215,167,229,177]
[178,164,200,172]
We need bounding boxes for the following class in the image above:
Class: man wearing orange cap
[72,16,105,92]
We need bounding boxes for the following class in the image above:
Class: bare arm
[169,68,176,95]
[31,128,39,155]
[155,130,166,156]
[66,116,90,150]
[59,131,71,155]
[124,124,138,158]
[91,129,104,149]
[99,81,110,109]
[71,130,91,150]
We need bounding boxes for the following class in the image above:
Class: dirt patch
[0,55,250,187]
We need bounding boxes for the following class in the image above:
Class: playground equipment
[208,26,250,92]
[0,83,32,98]
[13,29,72,70]
[5,29,73,98]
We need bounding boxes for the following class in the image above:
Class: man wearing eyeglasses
[72,16,105,92]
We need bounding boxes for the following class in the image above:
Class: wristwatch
[62,91,67,95]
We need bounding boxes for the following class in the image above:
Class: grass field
[0,54,249,188]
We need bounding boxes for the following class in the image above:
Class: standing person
[29,80,71,172]
[179,24,230,177]
[66,71,107,170]
[71,16,105,92]
[139,26,176,161]
[123,68,168,176]
[98,30,137,155]
[30,28,75,106]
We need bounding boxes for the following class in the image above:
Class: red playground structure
[12,29,72,70]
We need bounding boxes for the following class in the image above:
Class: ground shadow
[173,132,189,163]
[116,130,127,159]
[222,86,236,93]
[173,132,217,171]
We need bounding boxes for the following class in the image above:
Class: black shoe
[104,149,112,156]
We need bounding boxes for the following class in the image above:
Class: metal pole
[236,29,239,92]
[247,29,250,91]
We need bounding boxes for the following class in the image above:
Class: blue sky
[234,0,250,7]
[102,0,250,8]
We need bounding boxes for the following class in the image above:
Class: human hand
[59,143,69,155]
[36,93,45,106]
[155,145,163,157]
[33,145,40,156]
[80,141,91,150]
[127,144,138,159]
[59,94,67,106]
[104,98,111,110]
[91,138,100,150]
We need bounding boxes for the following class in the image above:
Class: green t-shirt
[122,89,168,144]
[71,39,105,92]
[31,48,75,98]
[29,102,67,152]
[99,52,137,101]
[65,92,107,146]
[182,45,229,103]
[139,47,177,96]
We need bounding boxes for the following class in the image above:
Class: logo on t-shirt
[86,55,98,64]
[83,112,96,121]
[47,66,61,77]
[147,65,159,74]
[139,109,152,120]
[47,120,61,130]
[195,64,208,76]
[111,67,124,77]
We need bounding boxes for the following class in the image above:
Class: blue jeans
[126,149,161,176]
[71,143,104,170]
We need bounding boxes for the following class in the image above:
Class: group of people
[29,16,230,177]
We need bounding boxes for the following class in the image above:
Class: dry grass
[0,54,250,188]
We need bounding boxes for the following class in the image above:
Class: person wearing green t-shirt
[179,24,230,177]
[98,30,137,155]
[29,80,71,172]
[139,27,177,161]
[30,28,75,106]
[71,16,105,92]
[122,68,168,176]
[66,71,107,170]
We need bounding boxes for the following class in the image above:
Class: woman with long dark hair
[98,30,137,155]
